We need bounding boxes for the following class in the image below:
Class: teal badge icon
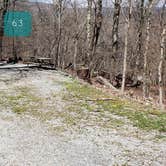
[4,11,32,37]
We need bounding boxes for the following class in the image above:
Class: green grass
[0,86,41,114]
[97,100,166,132]
[64,80,166,132]
[65,81,109,100]
[0,79,165,133]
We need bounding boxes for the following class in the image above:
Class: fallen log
[99,70,110,79]
[0,61,7,66]
[114,73,142,88]
[0,64,39,69]
[86,98,115,101]
[95,76,119,92]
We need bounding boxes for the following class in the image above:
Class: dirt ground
[0,68,165,166]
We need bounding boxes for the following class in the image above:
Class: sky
[29,0,53,3]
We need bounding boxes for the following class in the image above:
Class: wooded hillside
[0,0,166,108]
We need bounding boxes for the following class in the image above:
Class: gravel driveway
[0,69,165,166]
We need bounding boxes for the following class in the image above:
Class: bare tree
[135,0,145,76]
[89,0,102,78]
[158,0,166,109]
[86,0,103,79]
[143,0,154,98]
[110,0,121,82]
[57,0,62,68]
[86,0,92,68]
[112,0,121,54]
[72,0,78,70]
[0,0,10,60]
[70,0,85,70]
[52,0,67,69]
[121,0,132,94]
[158,27,166,109]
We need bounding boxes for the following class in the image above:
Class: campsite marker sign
[4,11,32,37]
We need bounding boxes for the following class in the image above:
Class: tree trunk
[143,19,150,98]
[73,38,78,70]
[158,27,166,109]
[0,0,9,60]
[56,0,62,68]
[143,0,153,98]
[86,0,102,79]
[89,0,102,78]
[136,0,145,71]
[0,15,3,60]
[158,0,166,109]
[112,0,121,53]
[110,0,121,82]
[121,0,132,94]
[13,0,17,63]
[86,0,92,67]
[73,0,79,71]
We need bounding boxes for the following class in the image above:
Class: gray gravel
[0,69,165,166]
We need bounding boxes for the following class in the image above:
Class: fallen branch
[95,76,119,92]
[62,97,115,102]
[86,98,115,101]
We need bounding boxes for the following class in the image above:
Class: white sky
[29,0,53,3]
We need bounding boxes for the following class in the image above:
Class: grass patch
[64,81,109,100]
[99,100,166,132]
[13,106,28,114]
[0,86,41,114]
[1,79,165,132]
[64,80,166,132]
